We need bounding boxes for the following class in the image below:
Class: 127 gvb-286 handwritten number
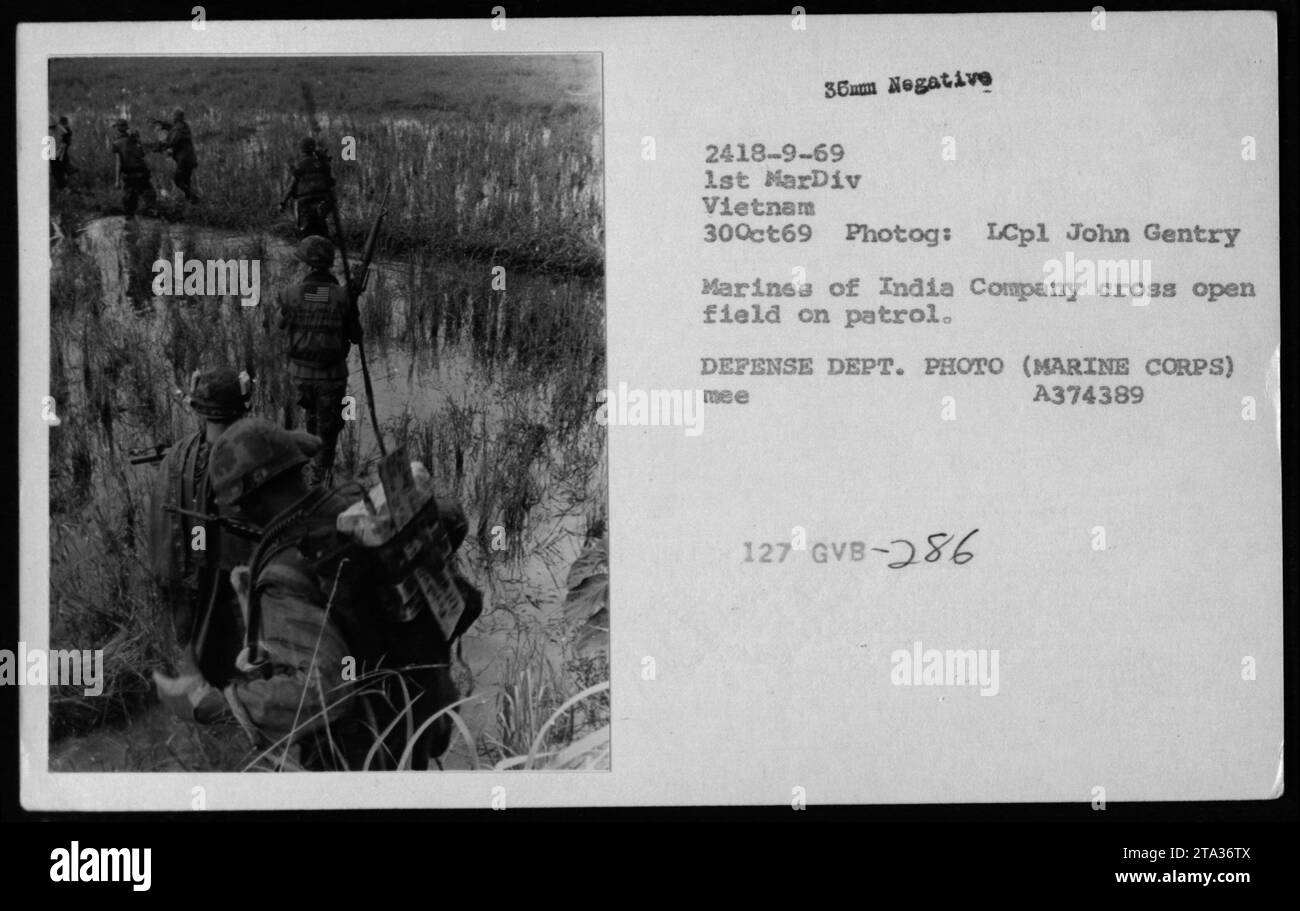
[742,530,979,568]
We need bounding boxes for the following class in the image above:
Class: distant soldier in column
[277,235,363,485]
[153,108,200,202]
[280,136,335,239]
[110,119,156,217]
[49,115,73,188]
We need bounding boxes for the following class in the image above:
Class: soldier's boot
[153,649,229,724]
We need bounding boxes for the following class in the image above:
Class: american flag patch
[303,286,331,304]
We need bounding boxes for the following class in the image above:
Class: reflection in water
[122,217,163,313]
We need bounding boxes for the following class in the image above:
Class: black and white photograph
[42,54,608,773]
[8,9,1291,864]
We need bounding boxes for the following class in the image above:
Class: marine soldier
[49,115,73,188]
[148,366,254,721]
[110,119,155,217]
[277,235,363,486]
[206,418,355,765]
[204,418,478,769]
[280,136,335,239]
[153,108,200,202]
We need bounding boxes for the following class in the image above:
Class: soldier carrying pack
[145,367,254,692]
[172,417,482,770]
[280,136,336,239]
[151,108,200,202]
[111,119,155,217]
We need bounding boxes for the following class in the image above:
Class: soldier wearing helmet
[148,417,352,760]
[200,417,481,769]
[280,134,336,238]
[209,417,365,765]
[49,115,73,189]
[110,118,155,217]
[148,366,254,722]
[152,108,199,202]
[276,235,363,485]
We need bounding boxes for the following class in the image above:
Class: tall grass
[50,57,603,275]
[47,55,608,767]
[48,217,608,768]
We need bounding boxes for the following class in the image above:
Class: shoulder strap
[175,432,206,571]
[241,486,350,669]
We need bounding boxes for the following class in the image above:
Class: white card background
[19,12,1281,808]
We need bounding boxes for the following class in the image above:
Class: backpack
[149,431,257,587]
[228,466,482,769]
[114,135,149,176]
[148,431,206,589]
[280,280,353,367]
[292,153,334,198]
[149,430,257,676]
[167,121,197,166]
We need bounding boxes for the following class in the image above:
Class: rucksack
[114,135,149,176]
[148,430,258,681]
[148,431,206,590]
[280,280,353,367]
[167,121,197,166]
[292,153,334,198]
[228,463,482,768]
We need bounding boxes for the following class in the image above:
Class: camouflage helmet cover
[187,366,251,420]
[209,417,321,507]
[295,235,335,269]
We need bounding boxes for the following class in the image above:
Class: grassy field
[46,56,609,771]
[49,56,603,275]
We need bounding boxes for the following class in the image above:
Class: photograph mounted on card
[16,11,1282,811]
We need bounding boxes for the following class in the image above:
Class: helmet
[295,235,335,269]
[173,108,185,121]
[113,119,128,133]
[186,366,251,420]
[209,417,321,507]
[299,136,317,154]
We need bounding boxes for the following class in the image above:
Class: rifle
[165,504,264,542]
[331,183,391,458]
[351,182,390,298]
[128,443,171,465]
[128,389,189,461]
